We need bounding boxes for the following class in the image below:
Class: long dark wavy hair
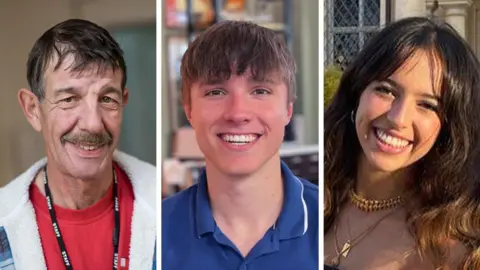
[324,17,480,269]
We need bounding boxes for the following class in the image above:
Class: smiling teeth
[79,144,100,151]
[222,134,257,145]
[375,129,409,148]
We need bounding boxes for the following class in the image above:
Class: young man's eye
[205,89,225,96]
[253,88,271,95]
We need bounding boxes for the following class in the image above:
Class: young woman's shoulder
[444,239,470,270]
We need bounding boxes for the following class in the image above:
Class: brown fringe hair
[180,20,297,105]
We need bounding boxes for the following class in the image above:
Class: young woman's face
[355,50,442,172]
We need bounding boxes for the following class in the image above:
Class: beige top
[324,204,467,270]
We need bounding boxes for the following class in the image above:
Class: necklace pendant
[341,241,352,257]
[331,257,338,266]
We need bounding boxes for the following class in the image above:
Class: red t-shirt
[30,163,134,270]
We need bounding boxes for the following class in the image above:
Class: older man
[0,19,156,270]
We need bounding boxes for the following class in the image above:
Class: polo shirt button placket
[239,263,247,270]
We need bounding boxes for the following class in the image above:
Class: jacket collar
[0,150,156,220]
[0,150,157,270]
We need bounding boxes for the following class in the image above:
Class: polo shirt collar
[195,161,308,239]
[276,161,308,240]
[195,170,215,237]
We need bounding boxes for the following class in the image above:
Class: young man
[162,21,319,269]
[0,19,156,269]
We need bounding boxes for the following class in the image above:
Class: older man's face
[38,54,128,179]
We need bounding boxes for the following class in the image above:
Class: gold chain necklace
[349,188,403,212]
[331,209,397,268]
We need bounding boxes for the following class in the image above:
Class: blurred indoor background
[0,0,156,186]
[161,0,319,197]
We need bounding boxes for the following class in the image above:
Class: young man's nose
[223,94,253,123]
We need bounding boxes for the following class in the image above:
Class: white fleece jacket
[0,151,156,270]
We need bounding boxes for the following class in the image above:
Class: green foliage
[324,65,342,107]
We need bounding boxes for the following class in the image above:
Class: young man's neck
[355,156,411,200]
[205,153,284,232]
[34,163,114,210]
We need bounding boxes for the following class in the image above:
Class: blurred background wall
[0,0,156,186]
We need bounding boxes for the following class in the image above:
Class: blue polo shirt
[162,161,319,270]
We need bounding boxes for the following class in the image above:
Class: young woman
[324,17,480,269]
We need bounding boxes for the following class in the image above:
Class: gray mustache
[61,132,112,145]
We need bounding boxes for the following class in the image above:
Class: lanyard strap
[43,166,120,270]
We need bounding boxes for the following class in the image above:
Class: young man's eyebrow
[248,77,280,85]
[198,77,225,86]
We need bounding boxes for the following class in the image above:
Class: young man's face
[185,69,293,177]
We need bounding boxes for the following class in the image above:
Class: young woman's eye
[419,101,439,112]
[374,86,395,96]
